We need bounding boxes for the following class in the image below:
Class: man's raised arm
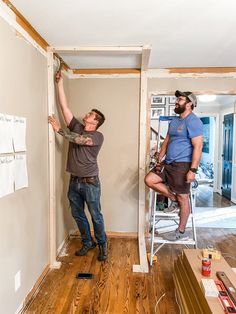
[55,71,73,126]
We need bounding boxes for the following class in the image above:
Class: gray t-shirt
[66,117,104,177]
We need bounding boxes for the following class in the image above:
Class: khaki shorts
[151,161,191,194]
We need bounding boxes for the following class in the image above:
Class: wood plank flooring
[195,185,234,207]
[24,228,236,314]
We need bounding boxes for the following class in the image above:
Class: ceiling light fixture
[198,95,217,102]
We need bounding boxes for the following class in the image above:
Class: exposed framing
[68,67,236,79]
[47,49,61,269]
[132,70,149,273]
[72,68,140,75]
[49,45,151,273]
[133,45,151,273]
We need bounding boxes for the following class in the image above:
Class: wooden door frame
[48,46,151,272]
[146,89,236,232]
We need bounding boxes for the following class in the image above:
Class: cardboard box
[173,249,236,314]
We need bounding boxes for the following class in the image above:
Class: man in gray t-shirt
[145,90,203,242]
[48,71,108,261]
[67,116,104,177]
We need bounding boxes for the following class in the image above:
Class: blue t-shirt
[165,113,203,164]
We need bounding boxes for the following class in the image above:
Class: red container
[202,258,211,276]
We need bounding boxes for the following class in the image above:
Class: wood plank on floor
[24,228,236,314]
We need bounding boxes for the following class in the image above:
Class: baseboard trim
[18,264,50,313]
[106,231,138,238]
[230,197,236,204]
[69,229,138,239]
[57,234,70,255]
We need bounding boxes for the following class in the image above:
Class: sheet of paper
[14,154,28,190]
[0,156,14,198]
[0,113,14,153]
[13,116,26,152]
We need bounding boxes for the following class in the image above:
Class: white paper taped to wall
[13,116,26,152]
[0,156,14,198]
[14,154,28,190]
[0,113,14,153]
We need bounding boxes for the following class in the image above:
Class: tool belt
[71,175,98,185]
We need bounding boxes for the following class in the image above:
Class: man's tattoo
[58,128,92,145]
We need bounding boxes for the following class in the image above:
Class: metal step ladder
[149,115,198,266]
[149,187,197,266]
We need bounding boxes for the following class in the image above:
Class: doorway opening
[149,93,236,229]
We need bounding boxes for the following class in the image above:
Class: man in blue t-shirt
[145,90,203,241]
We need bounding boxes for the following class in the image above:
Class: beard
[174,103,186,114]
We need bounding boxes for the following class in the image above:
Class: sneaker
[75,241,97,256]
[164,201,180,213]
[163,229,189,242]
[97,242,108,261]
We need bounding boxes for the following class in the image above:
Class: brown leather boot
[98,242,108,261]
[75,241,96,256]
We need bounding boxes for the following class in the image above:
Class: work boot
[98,242,108,261]
[75,241,96,256]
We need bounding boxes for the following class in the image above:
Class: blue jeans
[67,176,107,246]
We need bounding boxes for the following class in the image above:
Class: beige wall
[0,18,49,313]
[66,78,140,233]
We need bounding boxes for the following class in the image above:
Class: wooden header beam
[73,68,140,75]
[168,67,236,74]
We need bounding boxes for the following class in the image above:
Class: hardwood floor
[195,184,234,207]
[24,229,236,314]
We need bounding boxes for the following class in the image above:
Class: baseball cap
[175,90,197,107]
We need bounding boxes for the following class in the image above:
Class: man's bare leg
[144,172,177,201]
[176,193,190,231]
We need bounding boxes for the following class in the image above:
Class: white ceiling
[197,95,236,108]
[10,0,236,69]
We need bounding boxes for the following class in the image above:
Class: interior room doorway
[222,113,234,200]
[149,93,236,229]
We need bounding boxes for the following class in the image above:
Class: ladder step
[153,237,196,245]
[149,189,197,266]
[153,211,194,218]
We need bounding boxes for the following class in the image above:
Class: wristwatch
[190,167,198,173]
